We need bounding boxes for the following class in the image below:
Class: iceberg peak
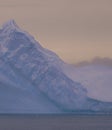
[3,19,18,28]
[0,20,44,50]
[1,19,21,33]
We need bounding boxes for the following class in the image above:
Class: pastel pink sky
[0,0,112,63]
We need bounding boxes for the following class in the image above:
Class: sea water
[0,114,112,130]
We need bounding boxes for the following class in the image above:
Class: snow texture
[0,20,112,113]
[63,64,112,102]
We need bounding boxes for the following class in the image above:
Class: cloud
[75,57,112,67]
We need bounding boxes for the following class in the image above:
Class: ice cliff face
[0,20,112,113]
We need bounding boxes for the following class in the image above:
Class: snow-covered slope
[63,64,112,102]
[0,20,112,113]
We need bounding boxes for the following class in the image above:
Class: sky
[0,0,112,63]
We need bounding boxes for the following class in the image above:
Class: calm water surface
[0,114,112,130]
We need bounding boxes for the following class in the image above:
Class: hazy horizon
[0,0,112,63]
